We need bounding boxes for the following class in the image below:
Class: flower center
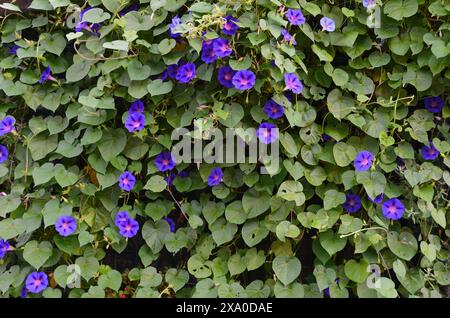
[162,159,169,166]
[388,205,396,213]
[125,225,131,232]
[34,279,41,286]
[123,178,129,185]
[362,158,369,166]
[224,74,231,80]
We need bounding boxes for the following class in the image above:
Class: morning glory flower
[382,198,405,220]
[213,38,232,58]
[39,67,55,84]
[354,151,374,172]
[129,99,144,114]
[0,145,8,164]
[218,66,236,88]
[263,99,284,119]
[285,9,305,26]
[343,193,362,213]
[421,142,440,161]
[423,96,444,113]
[284,73,303,94]
[75,7,101,34]
[0,116,15,136]
[164,217,176,233]
[368,193,383,204]
[119,171,136,192]
[176,62,196,83]
[208,167,223,186]
[320,17,335,32]
[232,70,256,90]
[322,134,333,142]
[154,152,176,172]
[222,15,239,35]
[178,170,190,178]
[165,173,176,186]
[169,15,182,38]
[118,217,139,238]
[7,44,19,55]
[124,113,146,133]
[55,215,77,237]
[281,28,296,45]
[362,0,376,9]
[118,3,139,17]
[0,239,10,259]
[115,211,130,227]
[256,122,278,144]
[201,41,218,64]
[166,64,179,79]
[25,272,48,294]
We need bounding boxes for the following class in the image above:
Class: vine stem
[339,226,388,238]
[166,188,188,220]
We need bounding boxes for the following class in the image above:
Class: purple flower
[368,193,383,204]
[118,3,139,17]
[263,99,284,119]
[218,66,236,88]
[129,99,144,114]
[119,171,136,192]
[118,217,139,238]
[284,73,303,94]
[176,62,196,83]
[421,142,440,161]
[25,272,48,294]
[208,167,223,186]
[213,38,232,58]
[222,15,239,35]
[39,67,54,84]
[232,70,256,90]
[0,116,15,136]
[154,152,176,172]
[0,145,8,164]
[164,217,176,233]
[7,44,19,55]
[354,150,374,172]
[322,134,332,142]
[201,44,218,64]
[21,286,28,298]
[256,122,278,144]
[166,64,179,79]
[169,16,182,38]
[424,96,444,113]
[75,7,101,34]
[285,9,305,26]
[382,198,405,220]
[363,0,376,9]
[343,193,362,213]
[124,113,146,132]
[281,29,296,45]
[179,170,190,178]
[0,239,10,259]
[55,215,77,237]
[320,17,335,32]
[115,211,130,227]
[165,173,176,186]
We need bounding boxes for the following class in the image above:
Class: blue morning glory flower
[281,28,296,45]
[263,99,284,119]
[129,99,144,114]
[285,9,305,26]
[421,142,439,161]
[218,66,236,88]
[368,193,383,204]
[284,73,303,94]
[213,38,232,58]
[169,16,182,38]
[25,272,48,294]
[363,0,376,9]
[118,217,139,238]
[354,150,374,172]
[222,15,239,35]
[115,211,130,227]
[382,198,405,220]
[423,96,444,113]
[201,40,218,64]
[119,171,136,192]
[118,3,139,17]
[0,239,10,259]
[175,62,196,83]
[256,122,278,144]
[124,113,146,132]
[55,215,77,237]
[320,17,335,32]
[343,193,362,213]
[208,167,223,186]
[0,145,8,164]
[0,116,15,136]
[7,44,19,55]
[39,66,54,84]
[154,152,176,172]
[163,217,176,233]
[232,70,256,90]
[166,64,179,79]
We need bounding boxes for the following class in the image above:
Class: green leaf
[242,189,270,218]
[144,175,167,192]
[276,181,305,206]
[272,255,301,285]
[75,256,100,280]
[82,8,111,23]
[98,129,127,162]
[142,220,171,253]
[23,241,53,269]
[319,230,347,256]
[242,220,269,247]
[327,89,354,120]
[323,189,346,210]
[98,270,122,291]
[28,134,58,160]
[387,231,418,261]
[384,0,418,20]
[147,79,173,96]
[344,259,369,283]
[66,62,91,83]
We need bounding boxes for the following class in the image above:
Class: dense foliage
[0,0,449,298]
